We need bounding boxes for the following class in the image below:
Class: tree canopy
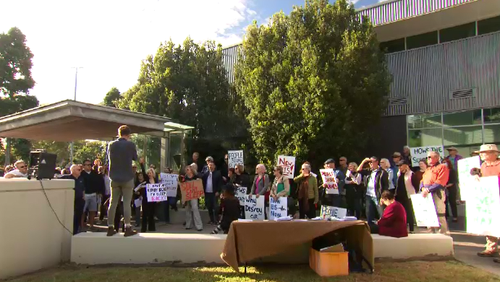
[234,0,391,168]
[102,87,121,107]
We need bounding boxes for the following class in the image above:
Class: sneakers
[124,226,137,237]
[477,251,498,257]
[106,226,116,237]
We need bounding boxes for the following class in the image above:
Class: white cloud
[0,0,256,105]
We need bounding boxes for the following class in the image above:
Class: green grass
[6,261,500,282]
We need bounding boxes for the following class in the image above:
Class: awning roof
[0,99,193,142]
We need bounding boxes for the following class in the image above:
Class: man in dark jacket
[202,161,222,224]
[357,156,389,225]
[80,159,105,231]
[61,165,85,235]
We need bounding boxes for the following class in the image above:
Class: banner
[160,173,179,198]
[410,194,439,227]
[228,150,244,170]
[180,179,205,202]
[409,145,444,167]
[320,205,347,219]
[235,186,247,206]
[457,156,481,201]
[245,195,265,220]
[320,169,338,195]
[146,183,168,202]
[466,176,500,237]
[269,197,288,220]
[277,155,296,179]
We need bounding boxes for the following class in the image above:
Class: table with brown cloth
[220,220,373,272]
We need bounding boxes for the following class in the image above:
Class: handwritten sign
[466,176,500,237]
[228,150,244,170]
[269,197,288,220]
[410,145,444,167]
[277,155,296,179]
[457,156,481,201]
[410,194,439,227]
[160,173,178,198]
[146,183,168,202]
[180,179,205,202]
[245,195,265,220]
[320,169,338,195]
[235,186,247,206]
[320,205,347,219]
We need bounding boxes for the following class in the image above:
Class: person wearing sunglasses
[4,160,28,179]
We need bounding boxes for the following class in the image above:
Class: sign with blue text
[245,195,265,220]
[269,197,288,220]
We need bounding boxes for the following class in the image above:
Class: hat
[324,158,335,164]
[396,160,410,166]
[205,156,214,162]
[479,144,500,153]
[447,146,458,151]
[392,152,402,158]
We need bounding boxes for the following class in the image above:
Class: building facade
[222,0,500,158]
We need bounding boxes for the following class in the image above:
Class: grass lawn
[6,261,500,282]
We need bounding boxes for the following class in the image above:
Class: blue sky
[1,0,383,105]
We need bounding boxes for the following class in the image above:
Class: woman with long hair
[413,159,428,185]
[182,164,203,231]
[270,166,293,216]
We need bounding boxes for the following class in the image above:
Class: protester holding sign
[270,166,294,216]
[321,158,345,207]
[181,165,203,231]
[294,163,319,219]
[202,162,223,225]
[140,166,159,233]
[250,164,271,218]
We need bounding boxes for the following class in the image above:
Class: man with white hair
[4,160,28,179]
[61,165,86,234]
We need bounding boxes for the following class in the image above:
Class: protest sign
[466,176,500,237]
[146,183,168,202]
[409,145,444,167]
[410,194,439,227]
[228,150,244,170]
[180,179,205,202]
[235,186,247,206]
[160,173,179,198]
[320,205,347,219]
[277,155,296,179]
[269,197,288,220]
[457,156,481,201]
[320,169,338,195]
[245,195,265,220]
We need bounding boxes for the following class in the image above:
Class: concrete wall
[0,179,74,280]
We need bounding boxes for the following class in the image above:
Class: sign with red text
[320,169,338,195]
[277,155,296,179]
[180,179,205,202]
[146,183,168,202]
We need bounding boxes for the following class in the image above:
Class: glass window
[380,38,405,53]
[439,22,476,43]
[484,124,500,143]
[407,113,442,129]
[478,16,500,35]
[443,126,483,146]
[408,128,443,147]
[442,110,482,126]
[406,31,438,50]
[483,108,500,124]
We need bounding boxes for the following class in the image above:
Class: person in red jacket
[371,190,408,238]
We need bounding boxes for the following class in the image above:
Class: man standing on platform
[421,151,449,234]
[61,164,85,235]
[203,161,222,225]
[107,125,138,237]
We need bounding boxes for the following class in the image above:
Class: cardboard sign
[245,195,265,220]
[320,205,347,219]
[228,150,244,170]
[235,186,247,206]
[410,194,439,227]
[320,169,338,195]
[269,197,288,220]
[277,155,296,179]
[180,179,205,202]
[410,145,444,167]
[146,183,168,202]
[466,176,500,237]
[457,156,481,201]
[160,173,178,198]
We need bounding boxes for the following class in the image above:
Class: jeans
[107,179,134,227]
[163,197,178,223]
[365,196,382,225]
[205,193,218,223]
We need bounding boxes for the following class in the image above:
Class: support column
[180,130,186,169]
[160,132,170,172]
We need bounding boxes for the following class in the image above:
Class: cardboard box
[309,245,349,277]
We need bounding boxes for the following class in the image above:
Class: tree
[234,0,391,168]
[73,141,106,165]
[102,87,121,107]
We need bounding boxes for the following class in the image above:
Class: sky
[1,0,383,105]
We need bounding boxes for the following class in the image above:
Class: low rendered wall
[0,179,74,280]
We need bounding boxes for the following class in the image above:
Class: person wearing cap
[395,159,418,233]
[358,156,389,225]
[321,158,345,207]
[445,147,463,171]
[420,151,449,234]
[470,144,500,260]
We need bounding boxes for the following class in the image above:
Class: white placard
[277,155,296,179]
[160,173,179,198]
[320,169,338,195]
[146,183,168,202]
[235,186,247,206]
[466,176,500,237]
[228,150,244,170]
[244,195,265,220]
[457,156,481,201]
[269,197,288,220]
[410,145,444,167]
[410,193,439,227]
[320,205,347,219]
